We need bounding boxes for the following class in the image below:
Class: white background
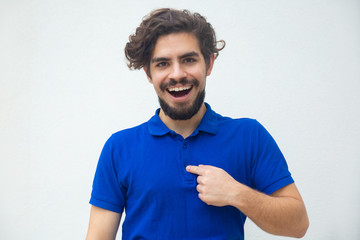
[1,0,359,239]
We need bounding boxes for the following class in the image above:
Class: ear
[206,54,215,76]
[143,67,152,83]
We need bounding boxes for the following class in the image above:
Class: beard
[158,78,205,120]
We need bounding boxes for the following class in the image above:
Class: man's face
[146,32,214,120]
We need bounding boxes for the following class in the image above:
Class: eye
[183,58,196,64]
[156,62,169,68]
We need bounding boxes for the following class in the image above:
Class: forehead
[151,32,202,58]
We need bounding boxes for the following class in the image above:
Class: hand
[187,165,309,238]
[186,164,240,207]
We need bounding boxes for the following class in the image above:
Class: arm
[86,205,122,240]
[235,182,309,238]
[186,165,309,238]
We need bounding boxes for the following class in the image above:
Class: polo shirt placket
[180,137,195,183]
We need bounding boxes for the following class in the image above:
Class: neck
[159,103,207,139]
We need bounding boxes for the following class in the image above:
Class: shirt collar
[147,102,218,136]
[147,109,171,136]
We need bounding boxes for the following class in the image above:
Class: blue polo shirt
[90,103,294,240]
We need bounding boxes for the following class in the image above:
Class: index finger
[186,165,204,175]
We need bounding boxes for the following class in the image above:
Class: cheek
[151,77,165,93]
[151,70,167,82]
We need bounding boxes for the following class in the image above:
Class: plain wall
[1,0,359,239]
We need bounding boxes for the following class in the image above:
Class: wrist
[227,181,247,208]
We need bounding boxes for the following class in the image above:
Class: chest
[118,134,253,199]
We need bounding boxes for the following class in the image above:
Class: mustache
[160,78,199,91]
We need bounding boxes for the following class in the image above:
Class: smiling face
[146,32,214,120]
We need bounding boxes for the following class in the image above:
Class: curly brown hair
[125,8,225,77]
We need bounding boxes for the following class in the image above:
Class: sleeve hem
[89,197,124,214]
[261,175,294,195]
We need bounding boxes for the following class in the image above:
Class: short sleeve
[251,121,294,195]
[89,136,126,213]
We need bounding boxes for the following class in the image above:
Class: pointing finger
[186,165,202,175]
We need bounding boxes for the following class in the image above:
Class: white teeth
[168,86,191,92]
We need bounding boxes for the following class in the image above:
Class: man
[86,8,309,240]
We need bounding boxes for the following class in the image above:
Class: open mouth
[167,86,192,98]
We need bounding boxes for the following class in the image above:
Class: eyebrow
[151,51,200,64]
[151,57,170,64]
[180,51,200,59]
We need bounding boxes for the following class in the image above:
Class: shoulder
[104,121,150,148]
[112,121,148,138]
[98,122,151,159]
[207,113,269,145]
[216,113,263,132]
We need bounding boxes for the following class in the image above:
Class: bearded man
[86,8,309,240]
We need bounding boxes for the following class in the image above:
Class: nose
[168,62,187,80]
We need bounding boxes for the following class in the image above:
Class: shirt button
[182,144,187,149]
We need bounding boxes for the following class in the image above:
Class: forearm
[86,206,121,240]
[230,183,309,238]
